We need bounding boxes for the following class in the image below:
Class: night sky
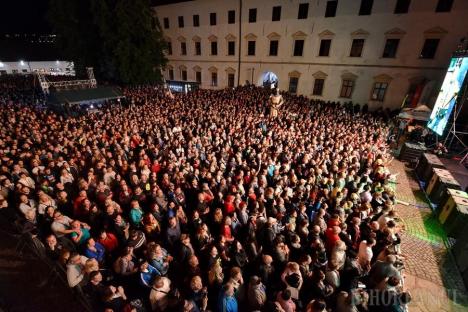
[1,0,50,34]
[0,0,192,34]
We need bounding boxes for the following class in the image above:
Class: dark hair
[399,292,412,304]
[102,286,115,301]
[281,289,291,300]
[89,270,101,280]
[312,299,326,310]
[387,276,400,287]
[286,273,301,288]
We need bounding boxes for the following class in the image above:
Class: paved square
[389,160,468,311]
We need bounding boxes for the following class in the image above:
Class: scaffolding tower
[36,67,97,95]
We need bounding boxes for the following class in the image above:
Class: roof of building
[48,87,124,105]
[152,0,194,6]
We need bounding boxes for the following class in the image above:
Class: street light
[20,60,25,66]
[0,62,4,68]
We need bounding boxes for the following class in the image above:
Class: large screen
[427,57,468,136]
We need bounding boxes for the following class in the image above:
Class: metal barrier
[0,215,93,312]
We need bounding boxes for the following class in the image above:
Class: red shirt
[151,163,161,173]
[99,232,119,252]
[222,225,232,240]
[325,227,341,251]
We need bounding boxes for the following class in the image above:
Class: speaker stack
[438,190,468,237]
[425,168,461,205]
[415,153,445,184]
[399,142,427,163]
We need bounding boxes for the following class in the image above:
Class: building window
[371,82,388,101]
[228,73,235,88]
[228,10,235,24]
[289,77,299,94]
[313,79,325,96]
[420,39,439,59]
[167,42,172,55]
[181,70,187,81]
[178,16,184,28]
[293,40,304,56]
[0,70,6,75]
[340,80,354,98]
[211,41,218,55]
[272,6,282,21]
[359,0,373,15]
[169,69,174,80]
[319,39,331,56]
[12,69,18,74]
[228,41,235,55]
[195,42,201,55]
[350,39,364,57]
[193,15,200,27]
[248,41,256,56]
[382,39,399,58]
[249,8,257,23]
[298,3,309,19]
[196,71,202,83]
[181,42,187,55]
[269,40,279,56]
[325,0,338,17]
[211,72,218,86]
[435,0,454,12]
[163,17,169,29]
[210,13,217,26]
[394,0,411,14]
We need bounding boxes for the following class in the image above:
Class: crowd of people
[0,78,410,312]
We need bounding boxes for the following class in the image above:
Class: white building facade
[0,61,75,76]
[154,0,468,109]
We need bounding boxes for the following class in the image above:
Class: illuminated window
[371,82,388,101]
[340,80,354,98]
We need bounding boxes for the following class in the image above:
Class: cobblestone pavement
[389,160,468,311]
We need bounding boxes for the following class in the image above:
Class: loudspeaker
[425,168,461,205]
[438,189,468,216]
[439,195,468,237]
[399,142,427,162]
[415,153,445,184]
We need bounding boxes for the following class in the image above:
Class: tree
[48,0,167,84]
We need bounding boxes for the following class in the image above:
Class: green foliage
[48,0,167,84]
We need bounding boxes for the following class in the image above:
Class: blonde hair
[85,258,99,273]
[208,262,224,284]
[190,275,203,290]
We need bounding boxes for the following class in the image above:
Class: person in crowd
[138,260,160,288]
[218,283,238,312]
[102,285,128,311]
[149,275,172,312]
[66,252,88,288]
[84,238,106,263]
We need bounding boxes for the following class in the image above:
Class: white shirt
[19,199,37,217]
[358,241,373,265]
[149,277,171,311]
